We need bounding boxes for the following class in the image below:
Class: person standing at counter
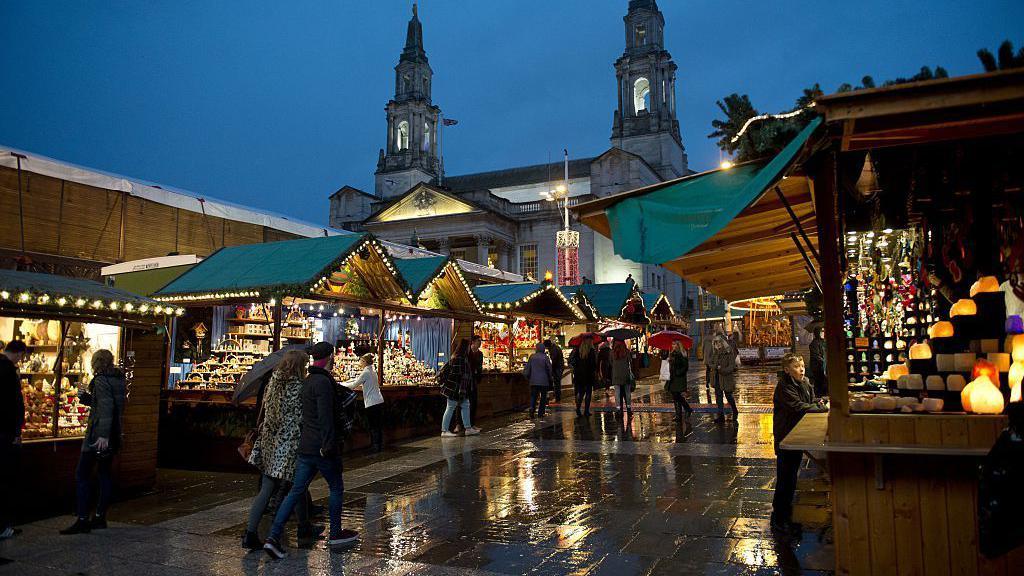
[61,350,126,535]
[569,339,597,417]
[0,340,28,540]
[771,352,827,538]
[544,339,564,402]
[524,342,553,418]
[440,339,478,437]
[264,342,358,559]
[342,353,384,452]
[242,350,314,550]
[468,335,483,427]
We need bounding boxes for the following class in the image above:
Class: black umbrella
[232,344,308,405]
[601,327,641,340]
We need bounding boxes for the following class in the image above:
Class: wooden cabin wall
[0,165,300,267]
[116,327,168,490]
[451,320,473,352]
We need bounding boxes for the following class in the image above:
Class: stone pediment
[369,185,477,223]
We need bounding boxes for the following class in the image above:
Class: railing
[510,195,595,216]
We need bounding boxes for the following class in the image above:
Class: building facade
[329,1,699,315]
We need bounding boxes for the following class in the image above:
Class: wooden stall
[0,269,176,520]
[782,69,1024,575]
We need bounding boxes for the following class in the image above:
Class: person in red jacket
[1,340,29,540]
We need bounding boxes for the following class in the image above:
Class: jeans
[715,388,738,417]
[574,382,592,414]
[772,449,803,525]
[529,386,548,417]
[448,386,478,432]
[553,369,562,401]
[0,440,19,529]
[442,398,471,431]
[247,474,309,534]
[75,449,114,520]
[365,403,384,450]
[269,454,344,540]
[616,385,632,413]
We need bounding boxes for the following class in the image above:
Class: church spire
[402,3,427,64]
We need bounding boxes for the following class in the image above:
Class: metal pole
[563,149,570,229]
[775,185,821,263]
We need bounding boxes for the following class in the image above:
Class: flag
[442,118,459,126]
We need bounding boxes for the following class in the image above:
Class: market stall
[0,269,177,519]
[727,296,794,364]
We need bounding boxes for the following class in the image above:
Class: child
[771,352,827,538]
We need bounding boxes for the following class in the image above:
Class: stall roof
[154,234,369,300]
[0,268,179,323]
[564,283,637,320]
[473,282,585,322]
[642,293,673,316]
[573,118,822,302]
[394,256,448,298]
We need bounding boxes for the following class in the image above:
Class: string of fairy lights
[0,289,183,316]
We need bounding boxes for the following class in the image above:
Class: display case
[1,316,121,440]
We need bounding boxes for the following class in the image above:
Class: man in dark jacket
[265,342,358,559]
[807,328,827,398]
[771,352,827,538]
[0,341,28,540]
[545,339,564,402]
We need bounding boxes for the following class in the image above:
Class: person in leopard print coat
[241,350,314,549]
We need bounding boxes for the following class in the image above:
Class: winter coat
[0,355,24,442]
[524,352,553,388]
[248,372,303,480]
[611,354,634,390]
[772,371,825,451]
[548,344,565,385]
[597,346,612,385]
[666,350,689,393]
[468,349,484,386]
[713,347,737,393]
[344,366,383,408]
[82,368,126,453]
[569,348,598,389]
[701,336,716,366]
[440,355,474,400]
[808,336,827,396]
[298,366,340,458]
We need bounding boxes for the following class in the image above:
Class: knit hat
[307,342,334,361]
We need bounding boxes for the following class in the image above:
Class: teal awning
[0,269,175,322]
[474,282,543,304]
[394,256,447,299]
[155,234,367,298]
[474,282,584,321]
[565,283,634,319]
[602,117,821,265]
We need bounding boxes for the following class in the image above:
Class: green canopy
[474,282,543,305]
[394,256,448,298]
[0,268,175,321]
[155,234,366,298]
[564,283,635,319]
[605,117,822,264]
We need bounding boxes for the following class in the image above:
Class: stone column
[496,240,509,272]
[475,234,492,267]
[437,238,450,257]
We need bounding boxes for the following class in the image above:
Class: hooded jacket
[773,370,826,451]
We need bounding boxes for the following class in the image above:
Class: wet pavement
[0,366,833,575]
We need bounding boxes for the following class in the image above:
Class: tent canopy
[394,256,448,299]
[473,282,585,322]
[574,118,822,302]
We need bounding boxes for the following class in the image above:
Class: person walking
[569,339,597,417]
[343,353,384,452]
[241,350,315,550]
[712,335,739,423]
[771,353,827,538]
[264,342,358,559]
[1,341,28,540]
[666,341,693,421]
[468,335,484,426]
[545,339,564,402]
[60,350,126,535]
[701,329,717,404]
[611,340,634,418]
[524,342,553,418]
[440,339,478,437]
[597,340,612,392]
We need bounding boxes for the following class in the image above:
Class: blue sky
[2,1,1021,225]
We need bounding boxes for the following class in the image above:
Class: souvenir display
[177,349,266,391]
[331,342,436,387]
[476,321,512,371]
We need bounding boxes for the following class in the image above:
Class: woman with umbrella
[241,350,315,550]
[568,338,598,417]
[611,340,634,418]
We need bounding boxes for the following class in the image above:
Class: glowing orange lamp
[928,321,954,339]
[1012,334,1024,363]
[969,276,1001,297]
[909,343,932,360]
[950,299,977,317]
[1009,361,1024,389]
[888,363,909,379]
[973,358,1001,388]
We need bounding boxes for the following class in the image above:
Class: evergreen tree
[978,40,1024,71]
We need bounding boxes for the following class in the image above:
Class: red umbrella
[648,330,693,351]
[568,332,604,347]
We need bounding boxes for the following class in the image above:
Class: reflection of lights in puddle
[731,538,779,566]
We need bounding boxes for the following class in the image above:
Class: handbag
[237,396,266,462]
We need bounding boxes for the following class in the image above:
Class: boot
[59,518,91,535]
[242,530,263,550]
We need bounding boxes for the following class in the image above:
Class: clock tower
[375,4,441,199]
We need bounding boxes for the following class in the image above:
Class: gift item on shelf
[383,344,436,387]
[476,321,512,371]
[176,349,266,391]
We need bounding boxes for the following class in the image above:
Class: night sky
[3,1,1021,225]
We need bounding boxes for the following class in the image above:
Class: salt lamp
[947,374,967,392]
[1012,334,1024,363]
[888,363,909,379]
[969,276,1001,297]
[954,353,977,372]
[1007,315,1024,335]
[949,299,977,317]
[965,375,1004,414]
[926,375,945,391]
[988,353,1011,372]
[1012,385,1022,403]
[1009,361,1024,389]
[928,321,955,338]
[973,359,1001,387]
[909,343,932,360]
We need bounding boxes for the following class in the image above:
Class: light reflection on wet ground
[0,368,833,575]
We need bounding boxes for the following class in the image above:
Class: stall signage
[738,347,761,361]
[764,346,789,360]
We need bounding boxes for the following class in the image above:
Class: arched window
[422,76,429,94]
[635,24,646,46]
[633,77,650,114]
[396,121,410,151]
[422,122,431,151]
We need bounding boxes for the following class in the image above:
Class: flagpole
[438,112,444,186]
